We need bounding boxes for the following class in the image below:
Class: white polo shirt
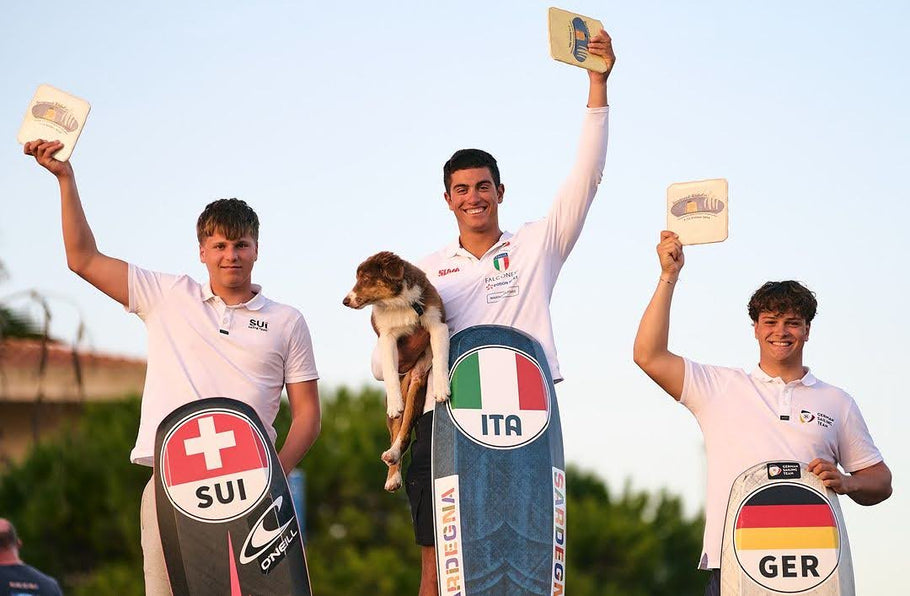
[407,107,609,411]
[681,358,883,570]
[128,265,319,466]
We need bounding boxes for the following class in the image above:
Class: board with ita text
[433,325,566,596]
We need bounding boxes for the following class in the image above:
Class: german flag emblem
[733,483,840,592]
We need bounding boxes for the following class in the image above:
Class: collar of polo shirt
[750,366,817,387]
[201,283,267,310]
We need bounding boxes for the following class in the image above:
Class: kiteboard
[432,325,565,596]
[720,461,854,595]
[154,397,312,596]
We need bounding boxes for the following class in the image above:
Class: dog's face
[342,251,405,309]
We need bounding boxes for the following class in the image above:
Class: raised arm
[24,140,128,306]
[586,30,614,109]
[633,231,686,400]
[546,30,614,261]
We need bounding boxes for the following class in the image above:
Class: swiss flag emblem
[160,410,271,522]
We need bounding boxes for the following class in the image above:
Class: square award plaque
[666,178,729,245]
[547,7,608,73]
[17,84,91,162]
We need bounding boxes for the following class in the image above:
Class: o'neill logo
[160,410,271,523]
[240,496,300,574]
[447,346,550,449]
[492,252,510,272]
[733,483,840,592]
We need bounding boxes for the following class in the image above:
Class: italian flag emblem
[493,252,510,271]
[448,347,550,448]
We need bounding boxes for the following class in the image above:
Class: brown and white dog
[343,251,450,491]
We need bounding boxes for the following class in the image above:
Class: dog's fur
[343,251,450,492]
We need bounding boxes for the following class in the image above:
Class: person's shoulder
[257,295,308,325]
[21,564,61,591]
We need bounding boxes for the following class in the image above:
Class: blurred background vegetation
[0,386,706,595]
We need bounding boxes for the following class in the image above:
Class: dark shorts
[405,410,434,546]
[704,569,720,596]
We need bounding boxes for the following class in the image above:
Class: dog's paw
[384,471,402,492]
[381,446,402,466]
[386,402,404,419]
[433,378,451,403]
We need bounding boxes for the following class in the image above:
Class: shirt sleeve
[837,397,884,473]
[543,107,609,262]
[680,358,728,415]
[285,314,319,384]
[127,264,181,319]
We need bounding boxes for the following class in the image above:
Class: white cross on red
[183,416,236,470]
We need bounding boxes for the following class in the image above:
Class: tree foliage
[0,387,706,594]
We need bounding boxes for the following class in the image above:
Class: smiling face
[199,230,258,297]
[753,310,810,370]
[444,167,504,237]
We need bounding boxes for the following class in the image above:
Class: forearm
[633,278,676,365]
[58,172,101,274]
[587,72,608,108]
[846,462,892,506]
[278,415,320,475]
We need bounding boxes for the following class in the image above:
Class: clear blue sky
[2,1,907,591]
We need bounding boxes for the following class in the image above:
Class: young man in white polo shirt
[633,230,892,596]
[24,141,321,595]
[380,29,615,595]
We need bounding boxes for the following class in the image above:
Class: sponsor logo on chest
[160,410,271,523]
[799,409,835,428]
[249,318,268,331]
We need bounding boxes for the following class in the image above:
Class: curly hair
[748,281,817,323]
[196,198,259,244]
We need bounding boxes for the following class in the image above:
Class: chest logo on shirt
[159,410,271,523]
[492,252,510,271]
[484,251,520,303]
[732,483,841,592]
[446,346,551,449]
[249,318,268,331]
[438,267,461,277]
[800,410,834,428]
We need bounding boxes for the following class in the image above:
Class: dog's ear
[375,251,404,281]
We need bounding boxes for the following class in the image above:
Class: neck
[759,359,806,383]
[458,228,503,259]
[0,551,22,565]
[211,283,256,306]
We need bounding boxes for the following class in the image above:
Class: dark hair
[196,198,259,244]
[748,281,817,323]
[0,519,18,550]
[443,149,501,193]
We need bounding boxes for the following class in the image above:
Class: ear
[199,244,205,263]
[385,259,404,281]
[805,323,810,342]
[497,184,505,204]
[752,321,759,340]
[444,191,454,211]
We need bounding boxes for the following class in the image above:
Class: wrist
[659,274,678,285]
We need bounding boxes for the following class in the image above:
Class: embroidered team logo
[800,410,816,424]
[493,252,510,271]
[447,346,550,449]
[733,483,840,592]
[160,409,271,523]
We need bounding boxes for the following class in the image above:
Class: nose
[342,296,351,307]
